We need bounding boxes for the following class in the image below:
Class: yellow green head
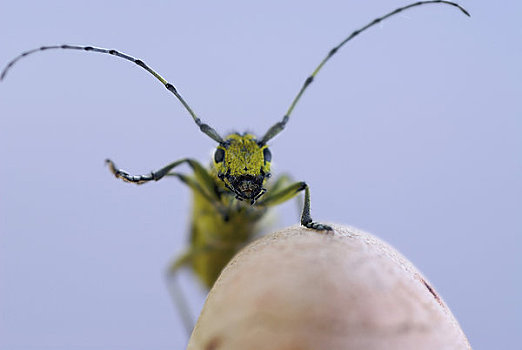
[213,133,272,204]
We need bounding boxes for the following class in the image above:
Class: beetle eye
[214,148,225,163]
[263,148,272,162]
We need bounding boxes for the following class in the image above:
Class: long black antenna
[260,0,470,144]
[0,44,224,143]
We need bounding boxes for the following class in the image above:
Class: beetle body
[189,175,265,288]
[191,133,271,288]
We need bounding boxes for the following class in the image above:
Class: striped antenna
[1,44,225,143]
[260,0,470,144]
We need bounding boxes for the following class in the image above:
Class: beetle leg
[164,244,221,336]
[257,181,332,231]
[106,157,219,198]
[165,172,229,219]
[267,173,293,193]
[164,251,196,337]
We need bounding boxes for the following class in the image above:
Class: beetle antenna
[260,0,470,144]
[0,44,225,143]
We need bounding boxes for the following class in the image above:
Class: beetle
[1,0,469,334]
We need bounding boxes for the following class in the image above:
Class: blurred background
[0,0,520,349]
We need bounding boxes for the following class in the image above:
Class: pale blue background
[1,1,520,349]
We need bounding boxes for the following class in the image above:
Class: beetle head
[214,133,271,204]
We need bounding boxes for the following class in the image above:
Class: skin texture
[187,224,471,350]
